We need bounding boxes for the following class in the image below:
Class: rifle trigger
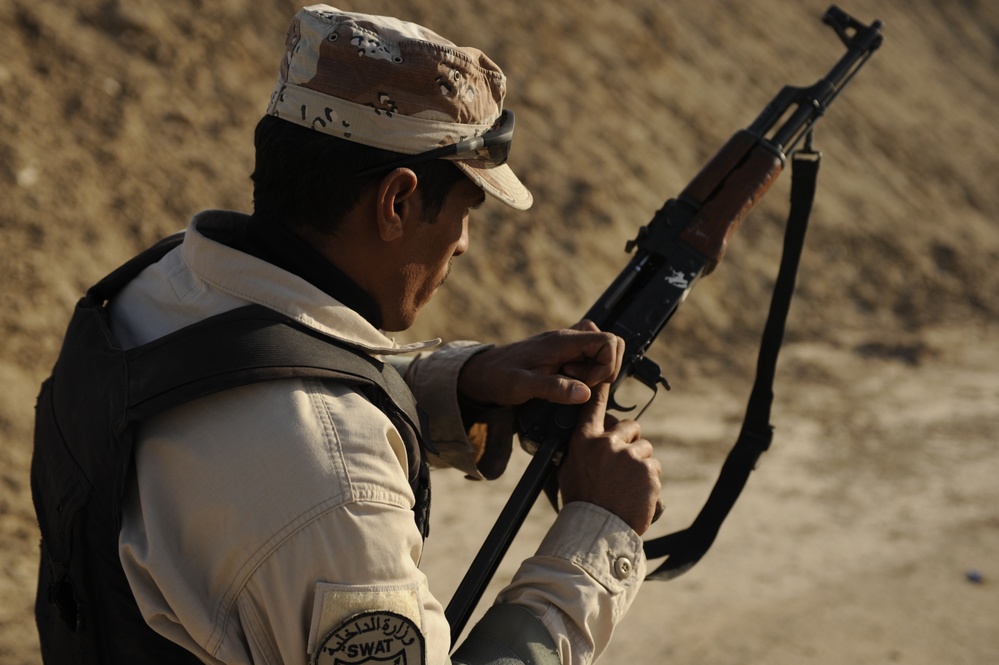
[633,356,670,392]
[607,394,637,414]
[623,357,671,419]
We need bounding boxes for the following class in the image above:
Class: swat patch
[313,610,425,665]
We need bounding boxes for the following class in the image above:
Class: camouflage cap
[267,5,533,210]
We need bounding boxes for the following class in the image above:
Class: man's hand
[558,381,663,536]
[457,321,625,407]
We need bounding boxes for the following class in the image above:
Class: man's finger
[605,419,642,446]
[577,381,610,437]
[652,498,666,524]
[507,372,589,405]
[553,332,624,385]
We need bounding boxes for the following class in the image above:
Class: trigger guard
[608,395,637,413]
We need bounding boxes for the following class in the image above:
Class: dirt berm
[2,2,997,663]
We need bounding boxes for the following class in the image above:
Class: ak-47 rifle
[447,5,884,645]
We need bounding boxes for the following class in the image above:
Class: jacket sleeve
[451,604,561,665]
[390,345,648,664]
[390,341,517,480]
[450,502,645,665]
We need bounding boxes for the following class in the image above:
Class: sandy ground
[2,0,998,663]
[422,323,999,664]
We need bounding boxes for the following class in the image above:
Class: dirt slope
[2,1,997,663]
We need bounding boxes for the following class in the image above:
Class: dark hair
[250,115,467,234]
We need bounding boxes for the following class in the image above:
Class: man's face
[383,177,485,331]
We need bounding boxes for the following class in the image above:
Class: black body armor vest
[31,235,432,664]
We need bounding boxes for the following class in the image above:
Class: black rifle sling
[643,144,821,579]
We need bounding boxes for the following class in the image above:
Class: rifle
[447,5,884,645]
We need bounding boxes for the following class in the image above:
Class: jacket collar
[239,213,385,330]
[182,210,440,355]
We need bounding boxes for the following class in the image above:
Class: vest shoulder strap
[124,303,425,441]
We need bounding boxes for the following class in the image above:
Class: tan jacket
[111,211,645,665]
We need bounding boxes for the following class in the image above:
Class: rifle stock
[447,4,883,647]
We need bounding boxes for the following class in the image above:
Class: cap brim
[455,161,533,211]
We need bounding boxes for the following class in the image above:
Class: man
[33,5,662,665]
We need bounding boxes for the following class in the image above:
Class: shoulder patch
[313,610,425,665]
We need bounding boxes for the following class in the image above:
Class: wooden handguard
[678,130,785,271]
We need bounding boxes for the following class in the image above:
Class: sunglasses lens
[463,142,510,165]
[461,116,512,165]
[486,141,511,165]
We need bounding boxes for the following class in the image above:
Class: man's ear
[376,168,420,242]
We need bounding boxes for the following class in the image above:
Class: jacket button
[613,556,633,580]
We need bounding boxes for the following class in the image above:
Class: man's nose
[454,218,470,256]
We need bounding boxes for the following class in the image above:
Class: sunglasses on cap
[355,110,515,178]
